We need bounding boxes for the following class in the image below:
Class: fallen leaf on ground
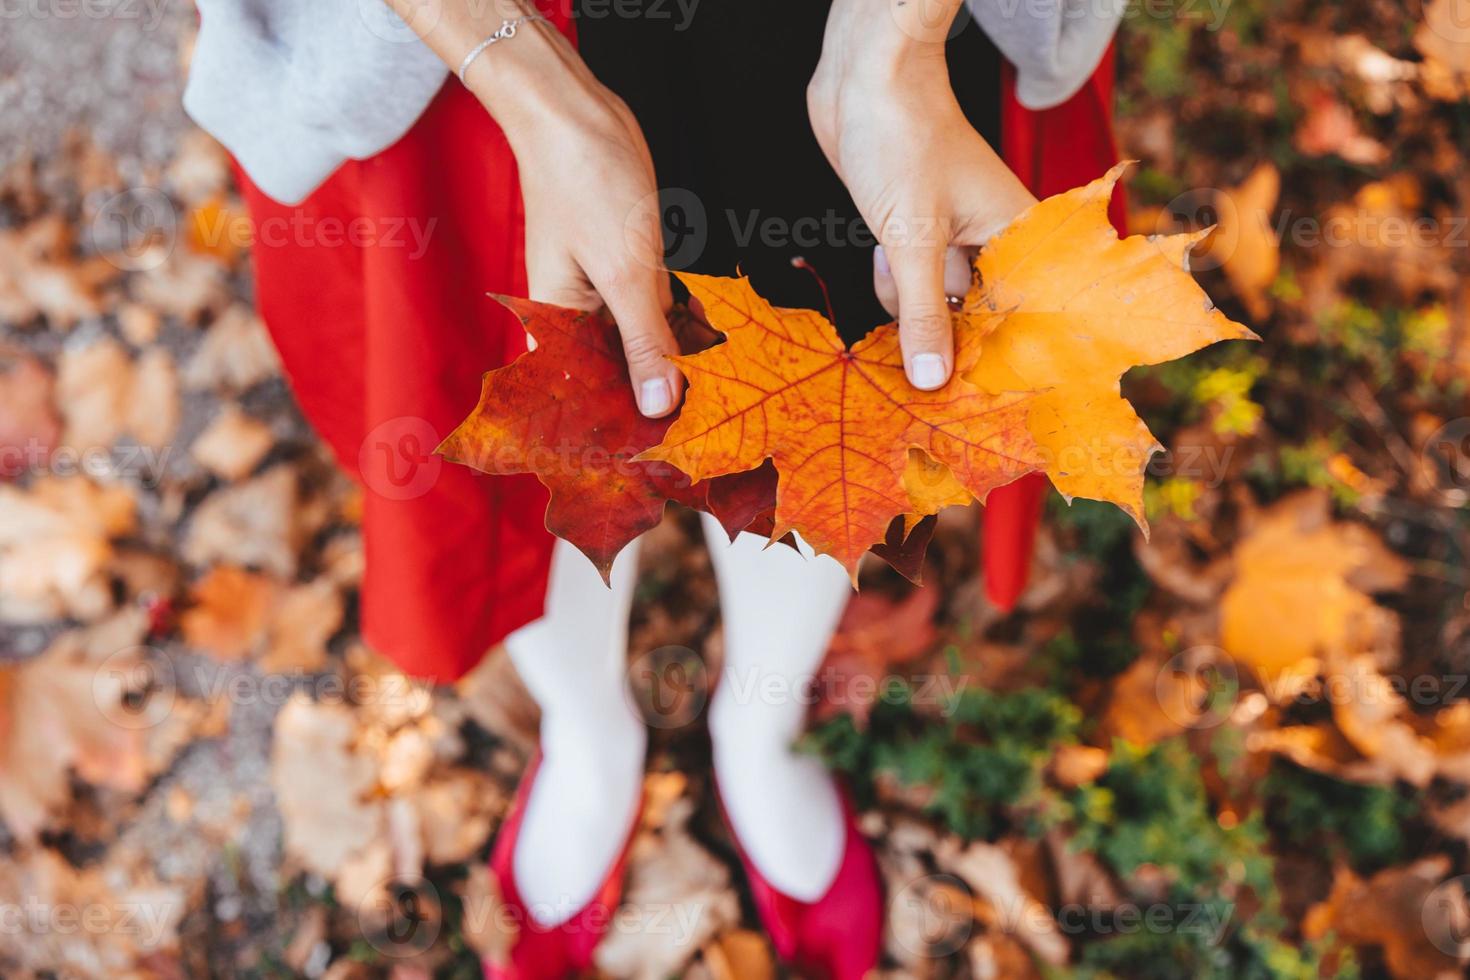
[1417,0,1470,101]
[1302,857,1469,979]
[56,334,133,451]
[260,579,344,673]
[0,846,189,976]
[817,578,941,725]
[593,793,740,980]
[191,404,274,481]
[0,476,136,622]
[936,837,1069,967]
[129,346,180,449]
[1220,490,1408,688]
[182,304,280,392]
[0,352,60,479]
[178,564,281,660]
[0,637,150,840]
[183,464,302,577]
[271,694,383,880]
[1207,162,1281,324]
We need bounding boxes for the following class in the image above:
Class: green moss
[1262,760,1420,873]
[802,681,1081,840]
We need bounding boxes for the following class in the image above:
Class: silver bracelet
[456,14,549,83]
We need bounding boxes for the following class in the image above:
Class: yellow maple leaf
[964,162,1258,528]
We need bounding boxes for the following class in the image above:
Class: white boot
[504,538,647,926]
[700,514,852,901]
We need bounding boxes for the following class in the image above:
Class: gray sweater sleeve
[183,0,1124,206]
[969,0,1126,108]
[183,0,447,205]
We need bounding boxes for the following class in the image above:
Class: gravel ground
[0,0,194,179]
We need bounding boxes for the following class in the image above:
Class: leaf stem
[791,255,838,329]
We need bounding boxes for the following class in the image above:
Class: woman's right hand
[402,3,681,418]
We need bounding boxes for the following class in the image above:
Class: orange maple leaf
[963,163,1258,527]
[640,273,1041,576]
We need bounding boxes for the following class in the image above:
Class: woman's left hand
[809,0,1037,390]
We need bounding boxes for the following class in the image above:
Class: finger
[885,242,954,390]
[873,245,899,318]
[944,246,976,302]
[594,264,683,418]
[883,245,973,311]
[526,249,603,351]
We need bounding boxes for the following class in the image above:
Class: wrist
[462,22,596,150]
[811,0,960,128]
[818,0,963,76]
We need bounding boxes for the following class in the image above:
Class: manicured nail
[909,352,948,390]
[638,377,672,416]
[874,245,890,277]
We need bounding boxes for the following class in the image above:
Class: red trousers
[239,32,1120,680]
[238,79,557,683]
[984,48,1125,610]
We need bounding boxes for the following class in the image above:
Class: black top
[575,0,1003,344]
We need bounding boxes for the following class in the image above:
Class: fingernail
[909,353,948,390]
[874,245,890,277]
[638,377,672,416]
